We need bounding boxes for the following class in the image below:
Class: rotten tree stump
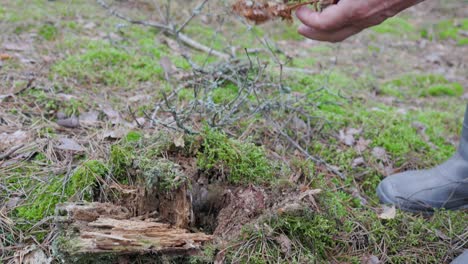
[53,203,212,263]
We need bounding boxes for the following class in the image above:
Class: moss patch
[15,160,107,221]
[421,19,468,45]
[381,74,464,98]
[197,128,275,184]
[372,17,415,36]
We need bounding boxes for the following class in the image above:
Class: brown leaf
[339,128,362,146]
[56,138,84,152]
[103,127,129,139]
[79,111,100,126]
[378,205,396,220]
[2,42,30,51]
[0,130,28,151]
[355,137,371,152]
[275,234,292,256]
[160,56,176,77]
[371,147,387,160]
[14,245,52,264]
[361,254,381,264]
[101,105,122,125]
[173,134,185,148]
[0,53,12,60]
[351,157,365,168]
[57,115,80,128]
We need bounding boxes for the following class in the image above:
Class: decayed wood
[54,203,212,260]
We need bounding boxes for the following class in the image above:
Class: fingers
[298,24,362,42]
[295,3,354,31]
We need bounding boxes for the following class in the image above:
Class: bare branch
[96,0,230,60]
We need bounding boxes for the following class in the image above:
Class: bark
[53,203,212,263]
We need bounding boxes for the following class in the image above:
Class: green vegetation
[381,74,464,98]
[421,19,468,45]
[372,17,415,36]
[143,159,187,191]
[15,160,107,221]
[198,128,275,184]
[1,0,467,262]
[53,41,165,87]
[38,23,59,41]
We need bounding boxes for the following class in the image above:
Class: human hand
[296,0,424,42]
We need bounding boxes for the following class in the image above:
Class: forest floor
[0,0,467,263]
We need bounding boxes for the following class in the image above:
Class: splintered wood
[54,203,212,261]
[232,0,338,24]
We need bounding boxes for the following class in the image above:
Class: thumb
[296,1,354,31]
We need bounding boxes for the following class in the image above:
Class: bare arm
[296,0,424,42]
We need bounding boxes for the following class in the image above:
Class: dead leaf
[56,138,84,152]
[275,234,292,256]
[101,104,122,125]
[0,53,12,60]
[355,137,371,152]
[214,250,226,264]
[14,245,52,264]
[339,128,362,146]
[79,111,100,126]
[103,127,128,139]
[232,0,338,24]
[5,197,21,209]
[173,134,185,148]
[3,42,30,51]
[160,56,176,78]
[57,115,80,128]
[350,187,368,206]
[352,157,365,168]
[378,205,396,220]
[361,254,381,264]
[0,93,14,102]
[371,147,387,160]
[128,94,150,103]
[0,130,28,150]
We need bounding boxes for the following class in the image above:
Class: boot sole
[376,183,468,214]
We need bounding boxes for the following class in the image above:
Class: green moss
[38,23,58,41]
[197,128,275,184]
[427,83,463,97]
[52,41,165,87]
[372,17,415,36]
[457,37,468,46]
[422,19,468,44]
[109,132,178,183]
[15,160,107,221]
[125,131,143,143]
[381,74,464,98]
[110,145,134,181]
[211,83,239,104]
[142,159,187,191]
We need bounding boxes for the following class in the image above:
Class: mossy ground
[0,0,466,263]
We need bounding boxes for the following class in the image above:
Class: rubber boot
[377,105,468,213]
[451,250,468,264]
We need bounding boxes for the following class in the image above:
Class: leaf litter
[232,0,339,24]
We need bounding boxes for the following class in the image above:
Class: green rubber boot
[377,105,468,213]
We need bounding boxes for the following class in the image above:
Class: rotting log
[53,203,212,263]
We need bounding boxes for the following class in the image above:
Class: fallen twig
[0,144,24,161]
[96,0,230,60]
[269,119,346,179]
